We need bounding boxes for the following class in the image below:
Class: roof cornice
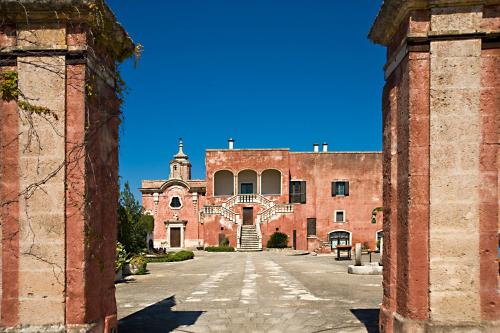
[369,0,500,45]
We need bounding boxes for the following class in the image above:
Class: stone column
[234,174,238,195]
[0,1,135,332]
[370,1,500,332]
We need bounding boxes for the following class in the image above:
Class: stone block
[430,290,480,322]
[431,56,481,89]
[430,7,482,33]
[18,298,65,325]
[431,40,481,58]
[18,269,65,298]
[430,174,480,203]
[18,212,65,241]
[429,233,479,263]
[17,24,66,49]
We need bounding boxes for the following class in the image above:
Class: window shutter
[332,182,336,197]
[345,181,349,196]
[300,181,306,204]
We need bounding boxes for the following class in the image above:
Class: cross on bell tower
[169,138,191,180]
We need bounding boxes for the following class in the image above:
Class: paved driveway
[117,251,381,333]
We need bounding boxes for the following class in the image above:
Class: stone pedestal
[370,1,500,332]
[0,1,134,332]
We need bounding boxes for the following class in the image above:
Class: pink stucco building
[140,139,383,252]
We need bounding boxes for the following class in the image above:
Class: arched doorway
[329,230,351,249]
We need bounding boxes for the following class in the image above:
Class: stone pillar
[0,1,135,332]
[370,1,500,332]
[354,243,362,266]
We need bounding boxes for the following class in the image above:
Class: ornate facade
[141,139,383,252]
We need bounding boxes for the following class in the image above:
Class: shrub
[146,250,194,263]
[115,242,127,272]
[130,255,148,274]
[205,246,235,252]
[266,232,289,248]
[171,250,195,261]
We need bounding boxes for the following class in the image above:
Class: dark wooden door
[170,227,181,247]
[243,207,253,225]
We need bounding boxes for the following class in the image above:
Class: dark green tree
[118,182,153,254]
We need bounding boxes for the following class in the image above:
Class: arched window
[170,196,182,209]
[214,170,234,196]
[238,170,257,194]
[261,169,281,195]
[329,231,351,249]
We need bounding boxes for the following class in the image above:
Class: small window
[335,210,345,223]
[307,218,316,236]
[289,181,306,204]
[332,181,349,196]
[240,183,253,194]
[170,196,182,208]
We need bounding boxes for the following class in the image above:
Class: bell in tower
[169,138,192,180]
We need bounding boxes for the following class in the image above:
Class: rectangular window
[307,218,316,236]
[335,210,345,223]
[240,183,253,194]
[289,181,306,204]
[332,181,349,196]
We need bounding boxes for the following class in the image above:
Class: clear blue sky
[107,0,385,198]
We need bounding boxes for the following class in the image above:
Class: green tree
[118,181,153,254]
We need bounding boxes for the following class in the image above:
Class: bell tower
[169,138,191,180]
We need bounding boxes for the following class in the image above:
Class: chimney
[322,142,328,152]
[313,143,319,153]
[228,138,234,150]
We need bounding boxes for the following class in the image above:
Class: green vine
[0,71,18,101]
[87,1,143,108]
[0,71,58,120]
[371,206,383,224]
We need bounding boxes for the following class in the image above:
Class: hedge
[146,250,194,263]
[205,246,236,252]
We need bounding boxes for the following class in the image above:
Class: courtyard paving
[117,251,382,333]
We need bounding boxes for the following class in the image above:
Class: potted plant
[130,255,148,274]
[115,242,127,281]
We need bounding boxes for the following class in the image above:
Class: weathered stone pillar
[370,1,500,332]
[0,1,135,332]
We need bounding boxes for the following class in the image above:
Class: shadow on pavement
[119,295,203,333]
[350,308,379,333]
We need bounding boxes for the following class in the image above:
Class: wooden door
[170,227,181,247]
[243,207,253,225]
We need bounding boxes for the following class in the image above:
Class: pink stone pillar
[370,1,500,332]
[0,1,135,332]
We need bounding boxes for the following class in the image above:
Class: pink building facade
[141,140,383,252]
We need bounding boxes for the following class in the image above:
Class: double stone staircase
[201,194,293,251]
[239,225,261,252]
